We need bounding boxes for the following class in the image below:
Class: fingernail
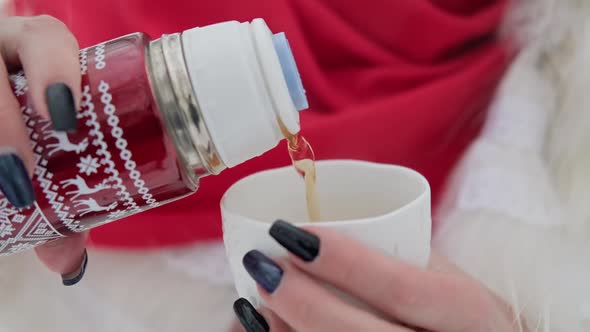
[62,249,88,286]
[233,298,269,332]
[0,153,35,208]
[243,250,283,294]
[270,220,319,262]
[46,83,77,132]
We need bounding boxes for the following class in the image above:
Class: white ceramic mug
[221,160,432,307]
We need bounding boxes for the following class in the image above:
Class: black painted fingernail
[243,250,283,294]
[233,298,269,332]
[46,83,77,132]
[0,153,35,208]
[62,249,88,286]
[270,220,320,262]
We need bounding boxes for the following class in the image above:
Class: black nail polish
[46,83,77,132]
[62,249,88,286]
[233,298,269,332]
[0,153,35,208]
[243,250,283,294]
[270,220,319,262]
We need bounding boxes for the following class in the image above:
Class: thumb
[34,231,88,286]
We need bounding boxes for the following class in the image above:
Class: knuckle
[41,16,79,50]
[336,247,364,283]
[33,15,64,29]
[18,15,79,53]
[388,289,419,315]
[20,15,48,34]
[61,32,80,52]
[338,257,358,284]
[21,15,71,38]
[382,272,420,315]
[293,300,319,330]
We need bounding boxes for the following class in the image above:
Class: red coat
[12,0,510,249]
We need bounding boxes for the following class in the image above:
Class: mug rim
[220,159,431,226]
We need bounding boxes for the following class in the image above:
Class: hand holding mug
[232,221,521,332]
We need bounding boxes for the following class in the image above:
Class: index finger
[269,220,516,332]
[0,15,81,128]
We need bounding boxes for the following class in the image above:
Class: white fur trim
[0,245,237,331]
[437,1,590,330]
[435,211,590,331]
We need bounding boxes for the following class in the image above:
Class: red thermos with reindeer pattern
[0,18,308,256]
[0,33,191,255]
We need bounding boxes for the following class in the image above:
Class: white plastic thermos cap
[181,19,308,168]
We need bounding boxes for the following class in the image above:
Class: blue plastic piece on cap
[272,33,309,111]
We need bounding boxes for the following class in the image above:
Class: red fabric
[13,0,510,249]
